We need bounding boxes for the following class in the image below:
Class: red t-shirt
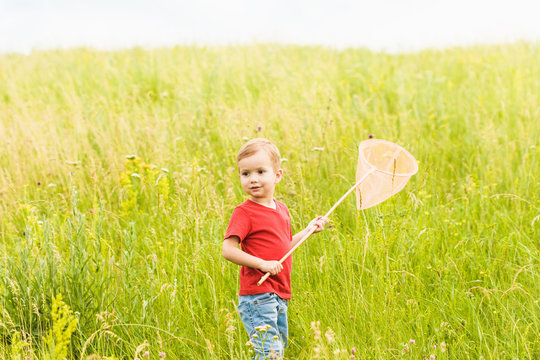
[224,199,293,299]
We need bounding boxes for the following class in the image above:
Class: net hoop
[358,139,418,177]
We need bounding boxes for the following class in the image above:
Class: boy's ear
[274,168,283,183]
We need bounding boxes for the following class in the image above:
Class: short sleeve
[224,207,251,242]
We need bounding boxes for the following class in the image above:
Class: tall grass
[0,42,538,359]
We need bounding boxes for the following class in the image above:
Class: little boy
[222,138,329,359]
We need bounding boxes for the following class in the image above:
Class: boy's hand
[309,216,329,233]
[258,260,283,275]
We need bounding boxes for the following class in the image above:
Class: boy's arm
[291,216,329,248]
[222,236,283,275]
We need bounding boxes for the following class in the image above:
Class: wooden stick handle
[257,168,375,286]
[257,225,318,286]
[322,168,374,218]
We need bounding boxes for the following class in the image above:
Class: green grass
[0,42,538,359]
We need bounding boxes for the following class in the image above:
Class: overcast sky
[1,0,539,54]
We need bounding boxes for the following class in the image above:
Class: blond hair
[237,138,281,171]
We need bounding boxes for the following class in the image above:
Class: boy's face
[238,150,282,203]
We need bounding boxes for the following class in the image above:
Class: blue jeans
[238,293,289,359]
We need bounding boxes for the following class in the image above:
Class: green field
[0,42,538,359]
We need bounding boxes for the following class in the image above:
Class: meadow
[0,42,538,359]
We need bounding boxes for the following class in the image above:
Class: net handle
[257,168,375,286]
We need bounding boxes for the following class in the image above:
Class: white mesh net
[355,139,418,210]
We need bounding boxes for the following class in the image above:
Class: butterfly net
[355,139,418,210]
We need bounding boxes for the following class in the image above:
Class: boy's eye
[241,172,249,176]
[258,170,265,174]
